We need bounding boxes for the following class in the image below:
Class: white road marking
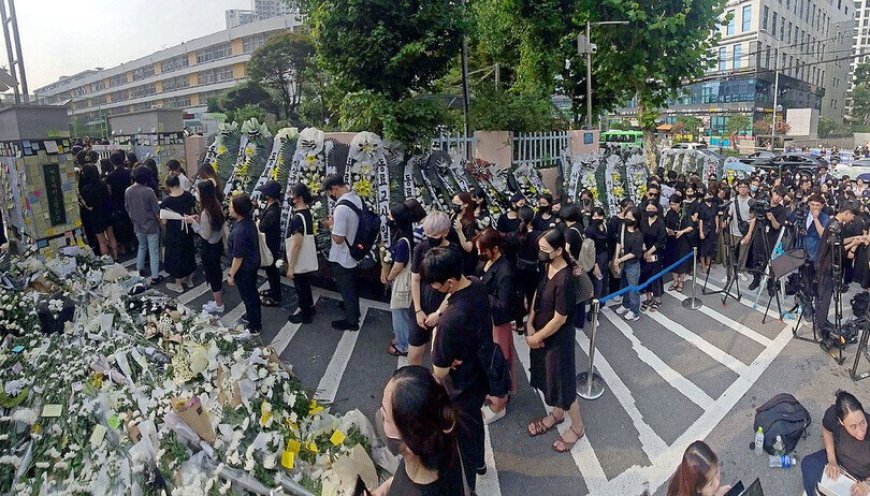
[478,424,503,496]
[665,289,774,347]
[600,307,714,409]
[179,270,228,305]
[513,332,609,495]
[574,330,669,461]
[645,310,749,375]
[270,294,322,356]
[314,305,369,403]
[220,282,270,327]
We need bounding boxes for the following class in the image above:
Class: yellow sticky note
[330,430,346,446]
[281,450,295,469]
[41,404,62,417]
[286,439,301,454]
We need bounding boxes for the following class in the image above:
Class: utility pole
[577,21,629,130]
[460,0,471,157]
[0,0,27,103]
[771,42,780,151]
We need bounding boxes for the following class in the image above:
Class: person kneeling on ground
[801,390,870,496]
[666,440,731,496]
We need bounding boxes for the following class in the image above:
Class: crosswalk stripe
[645,310,749,376]
[478,424,503,496]
[513,332,610,494]
[179,270,228,305]
[122,258,136,268]
[315,305,369,403]
[311,286,391,312]
[574,330,669,461]
[220,282,270,327]
[601,308,715,409]
[270,294,322,356]
[665,289,774,347]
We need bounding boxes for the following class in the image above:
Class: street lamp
[578,20,630,130]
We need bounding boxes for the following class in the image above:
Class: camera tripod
[789,220,820,343]
[751,218,787,324]
[851,319,870,381]
[822,236,847,365]
[703,210,742,306]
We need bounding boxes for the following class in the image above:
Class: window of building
[161,54,189,74]
[130,83,156,99]
[164,96,192,109]
[719,46,727,71]
[772,12,778,35]
[727,10,735,34]
[742,5,752,31]
[132,66,155,82]
[766,46,771,68]
[780,17,785,39]
[108,73,128,88]
[763,5,769,30]
[110,89,130,103]
[243,34,266,53]
[733,44,742,69]
[161,75,190,92]
[196,43,232,64]
[197,67,234,86]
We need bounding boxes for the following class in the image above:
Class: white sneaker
[611,296,623,305]
[166,282,184,293]
[202,301,225,314]
[482,405,507,425]
[738,273,748,282]
[615,306,628,315]
[624,311,640,322]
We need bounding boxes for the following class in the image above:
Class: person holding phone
[801,390,870,496]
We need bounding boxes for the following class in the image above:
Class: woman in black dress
[257,180,283,307]
[448,192,480,276]
[640,201,667,312]
[161,174,197,292]
[79,164,117,258]
[585,207,610,300]
[665,194,695,292]
[507,206,540,332]
[372,366,468,496]
[526,229,584,454]
[697,188,719,274]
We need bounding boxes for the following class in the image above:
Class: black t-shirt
[388,458,465,496]
[432,278,492,404]
[585,221,609,255]
[640,217,667,257]
[621,228,644,262]
[228,217,261,272]
[105,168,131,212]
[823,405,870,479]
[258,202,282,254]
[288,208,314,236]
[478,256,514,326]
[533,212,556,232]
[697,202,717,236]
[412,240,462,313]
[497,213,521,234]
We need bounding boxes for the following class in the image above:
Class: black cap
[257,180,282,200]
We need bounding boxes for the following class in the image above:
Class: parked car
[753,153,828,175]
[739,151,777,165]
[669,142,709,150]
[834,158,870,180]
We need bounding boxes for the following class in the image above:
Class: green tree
[725,113,751,137]
[220,81,276,115]
[817,117,840,138]
[247,31,315,121]
[226,104,266,125]
[852,82,870,126]
[469,87,568,132]
[675,116,702,141]
[578,0,728,165]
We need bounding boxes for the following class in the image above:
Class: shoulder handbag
[286,213,318,274]
[734,199,750,235]
[570,226,596,273]
[609,225,625,279]
[256,221,275,268]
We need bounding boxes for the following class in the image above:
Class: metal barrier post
[682,247,703,310]
[577,299,606,400]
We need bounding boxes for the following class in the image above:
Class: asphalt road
[130,257,870,496]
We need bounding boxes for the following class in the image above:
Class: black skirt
[529,323,576,410]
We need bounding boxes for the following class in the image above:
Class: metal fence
[431,131,476,159]
[512,131,568,168]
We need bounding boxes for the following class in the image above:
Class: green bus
[602,130,643,148]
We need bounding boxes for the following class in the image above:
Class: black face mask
[592,218,603,224]
[538,250,552,263]
[478,252,490,262]
[624,218,637,227]
[426,235,442,245]
[646,210,657,218]
[452,204,463,214]
[387,219,397,228]
[375,408,404,456]
[539,205,551,213]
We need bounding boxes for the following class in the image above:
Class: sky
[0,0,255,92]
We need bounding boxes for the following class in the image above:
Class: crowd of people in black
[68,141,870,495]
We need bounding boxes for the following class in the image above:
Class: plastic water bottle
[769,455,796,468]
[754,427,764,455]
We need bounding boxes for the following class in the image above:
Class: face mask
[387,219,397,228]
[538,250,552,263]
[624,218,637,227]
[705,197,713,203]
[478,251,490,262]
[646,210,657,217]
[375,408,404,456]
[426,235,442,245]
[750,186,758,193]
[539,205,551,213]
[452,204,463,214]
[592,218,603,224]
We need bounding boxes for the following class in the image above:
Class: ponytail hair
[835,390,864,421]
[389,366,459,473]
[666,441,719,496]
[541,228,577,270]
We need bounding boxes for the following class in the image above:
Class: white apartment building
[226,0,297,29]
[33,15,300,129]
[847,1,870,116]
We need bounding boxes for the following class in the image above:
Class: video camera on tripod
[750,196,773,220]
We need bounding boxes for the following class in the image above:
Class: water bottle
[754,426,764,455]
[769,455,796,468]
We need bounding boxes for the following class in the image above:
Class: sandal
[527,413,565,437]
[651,301,661,312]
[553,425,586,453]
[386,344,408,357]
[259,290,271,297]
[667,282,679,291]
[640,301,651,312]
[260,296,280,307]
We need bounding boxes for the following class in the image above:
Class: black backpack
[753,393,812,455]
[337,199,381,261]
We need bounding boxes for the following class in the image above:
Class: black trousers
[200,240,224,293]
[265,263,281,301]
[331,262,359,323]
[293,272,314,318]
[814,270,834,331]
[236,268,262,331]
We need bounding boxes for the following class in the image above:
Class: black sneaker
[748,278,760,291]
[331,319,359,331]
[288,313,312,324]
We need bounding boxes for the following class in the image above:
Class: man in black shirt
[421,246,493,492]
[814,205,861,332]
[748,186,788,290]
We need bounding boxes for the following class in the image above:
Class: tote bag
[286,213,318,274]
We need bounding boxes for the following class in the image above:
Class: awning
[656,124,673,131]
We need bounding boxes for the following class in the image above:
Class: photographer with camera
[728,180,754,277]
[747,186,788,291]
[814,204,861,333]
[799,194,831,294]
